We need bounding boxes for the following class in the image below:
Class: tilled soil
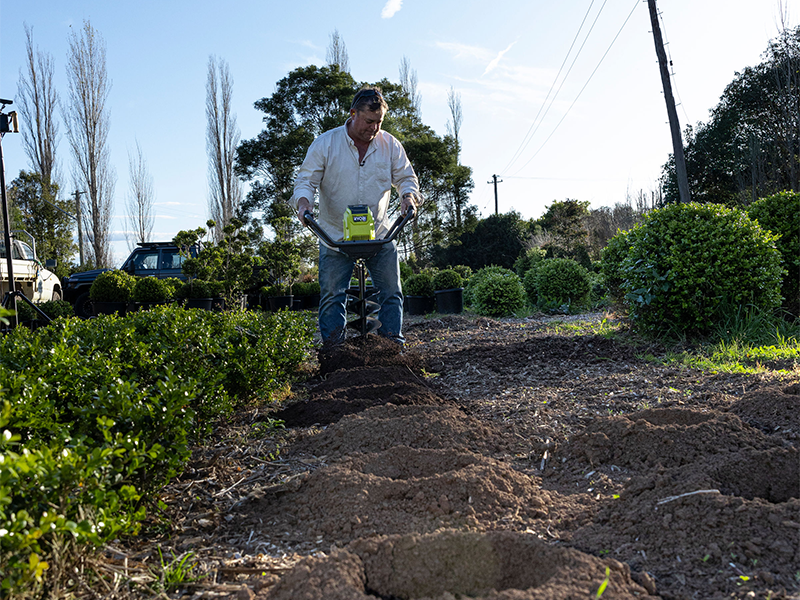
[140,314,799,600]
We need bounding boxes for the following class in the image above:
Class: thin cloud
[381,0,402,18]
[483,41,516,76]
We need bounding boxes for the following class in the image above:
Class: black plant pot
[93,301,128,316]
[404,295,435,315]
[268,295,294,311]
[185,297,214,310]
[434,288,464,314]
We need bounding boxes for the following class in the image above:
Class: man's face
[349,108,385,145]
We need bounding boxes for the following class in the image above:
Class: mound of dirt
[242,446,550,545]
[727,383,800,437]
[291,403,519,458]
[317,334,424,376]
[273,366,447,426]
[266,530,655,599]
[562,407,785,469]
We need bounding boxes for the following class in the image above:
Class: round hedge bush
[514,247,546,277]
[89,270,136,302]
[535,258,591,307]
[620,202,783,335]
[133,276,171,303]
[748,190,799,314]
[464,265,515,307]
[472,270,525,317]
[433,269,463,291]
[403,272,434,297]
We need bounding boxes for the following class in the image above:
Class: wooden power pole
[648,0,691,203]
[487,174,503,215]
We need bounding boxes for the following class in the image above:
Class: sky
[0,0,793,266]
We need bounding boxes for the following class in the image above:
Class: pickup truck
[0,234,62,304]
[63,241,193,318]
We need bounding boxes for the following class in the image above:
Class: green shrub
[620,202,784,336]
[89,270,136,302]
[748,190,800,314]
[399,261,413,282]
[464,266,515,307]
[514,247,546,277]
[179,279,212,299]
[133,276,171,303]
[473,270,525,317]
[600,228,633,304]
[0,305,315,595]
[404,272,434,297]
[451,265,473,281]
[38,299,74,319]
[433,269,463,291]
[535,258,591,308]
[292,281,321,296]
[522,268,539,305]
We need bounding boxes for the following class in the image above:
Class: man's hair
[351,86,388,113]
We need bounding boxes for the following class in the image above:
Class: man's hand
[297,197,313,226]
[401,193,417,216]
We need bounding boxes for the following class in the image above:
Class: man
[292,86,419,346]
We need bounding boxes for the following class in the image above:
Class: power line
[501,0,601,174]
[511,0,641,176]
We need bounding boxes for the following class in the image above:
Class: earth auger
[302,204,415,338]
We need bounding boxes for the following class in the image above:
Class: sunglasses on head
[351,89,384,109]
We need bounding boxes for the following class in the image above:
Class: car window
[160,249,184,270]
[132,250,159,271]
[17,242,36,261]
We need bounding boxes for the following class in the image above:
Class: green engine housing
[343,205,375,241]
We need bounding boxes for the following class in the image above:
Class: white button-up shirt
[292,119,419,245]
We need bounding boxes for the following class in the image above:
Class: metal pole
[0,132,18,324]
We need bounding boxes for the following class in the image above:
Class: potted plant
[403,272,435,315]
[292,280,321,309]
[178,279,214,310]
[433,269,464,314]
[132,276,171,310]
[89,270,136,316]
[259,238,302,312]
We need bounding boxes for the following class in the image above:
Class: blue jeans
[318,241,404,345]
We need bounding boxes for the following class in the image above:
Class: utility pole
[73,190,86,266]
[647,0,690,204]
[487,174,503,215]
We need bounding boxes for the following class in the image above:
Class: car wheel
[74,291,93,319]
[52,290,62,302]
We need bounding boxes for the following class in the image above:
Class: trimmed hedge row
[0,305,315,594]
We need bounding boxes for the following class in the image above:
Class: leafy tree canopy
[8,170,76,278]
[661,26,799,205]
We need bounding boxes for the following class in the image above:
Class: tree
[125,140,154,249]
[64,20,115,267]
[536,199,591,267]
[17,24,60,187]
[399,56,421,116]
[236,64,357,250]
[8,171,76,278]
[432,212,529,271]
[206,55,243,237]
[661,26,799,205]
[326,29,350,73]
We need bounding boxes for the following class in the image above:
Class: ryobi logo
[353,216,367,222]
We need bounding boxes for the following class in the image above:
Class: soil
[119,313,800,600]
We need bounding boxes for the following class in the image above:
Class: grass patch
[660,306,800,375]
